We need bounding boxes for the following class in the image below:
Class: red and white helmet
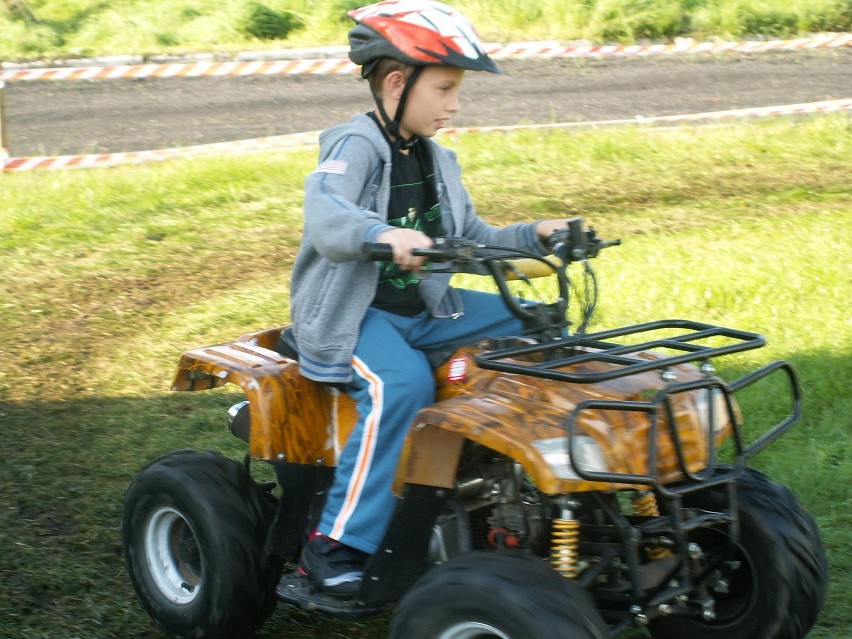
[348,0,500,76]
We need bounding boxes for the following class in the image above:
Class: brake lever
[546,219,621,262]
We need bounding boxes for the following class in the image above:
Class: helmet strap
[372,65,424,152]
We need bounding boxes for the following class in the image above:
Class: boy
[289,0,570,597]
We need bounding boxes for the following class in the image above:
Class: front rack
[474,319,766,383]
[476,318,801,490]
[563,361,800,491]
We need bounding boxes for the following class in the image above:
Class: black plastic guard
[266,462,333,562]
[359,483,448,607]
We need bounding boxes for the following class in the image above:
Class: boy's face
[394,65,464,140]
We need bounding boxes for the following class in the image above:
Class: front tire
[389,550,609,639]
[122,450,278,639]
[650,467,827,639]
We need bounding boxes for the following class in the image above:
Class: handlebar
[360,217,620,340]
[361,237,479,264]
[362,218,619,275]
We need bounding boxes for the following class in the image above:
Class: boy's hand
[535,219,571,240]
[376,228,434,270]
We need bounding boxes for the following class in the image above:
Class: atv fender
[171,326,358,464]
[397,351,719,495]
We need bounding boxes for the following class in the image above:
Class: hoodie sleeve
[302,131,394,263]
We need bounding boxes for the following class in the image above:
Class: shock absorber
[550,499,580,579]
[632,490,673,560]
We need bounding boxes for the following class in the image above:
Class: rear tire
[650,467,827,639]
[389,550,609,639]
[122,450,278,639]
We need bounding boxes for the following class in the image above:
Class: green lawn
[0,115,849,637]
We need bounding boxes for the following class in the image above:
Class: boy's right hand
[376,228,434,271]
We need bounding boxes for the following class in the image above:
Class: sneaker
[299,531,367,597]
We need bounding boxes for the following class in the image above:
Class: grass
[1,0,851,60]
[1,114,850,638]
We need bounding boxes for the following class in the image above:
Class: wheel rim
[673,526,758,628]
[713,540,757,623]
[436,622,511,639]
[144,506,203,605]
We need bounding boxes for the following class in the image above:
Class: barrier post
[0,81,8,167]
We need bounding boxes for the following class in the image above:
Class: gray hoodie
[290,113,545,383]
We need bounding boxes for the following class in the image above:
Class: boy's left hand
[535,219,571,240]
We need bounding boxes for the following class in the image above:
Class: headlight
[694,387,731,434]
[532,436,609,480]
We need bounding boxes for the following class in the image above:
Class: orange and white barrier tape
[1,33,849,83]
[489,32,852,60]
[4,99,849,172]
[2,130,320,172]
[0,58,358,83]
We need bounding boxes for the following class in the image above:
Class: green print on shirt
[378,201,442,290]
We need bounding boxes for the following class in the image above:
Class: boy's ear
[383,70,407,100]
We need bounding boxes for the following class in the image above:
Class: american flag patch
[316,159,348,175]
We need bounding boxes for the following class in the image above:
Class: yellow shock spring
[632,490,661,517]
[632,491,673,560]
[550,517,580,579]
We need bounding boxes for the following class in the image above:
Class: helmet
[348,0,500,77]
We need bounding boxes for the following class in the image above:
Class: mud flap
[359,484,448,607]
[266,462,334,561]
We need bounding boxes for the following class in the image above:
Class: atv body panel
[171,323,743,494]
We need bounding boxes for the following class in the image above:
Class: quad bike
[122,218,827,639]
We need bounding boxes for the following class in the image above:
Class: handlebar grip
[501,255,565,280]
[362,242,395,261]
[360,243,454,262]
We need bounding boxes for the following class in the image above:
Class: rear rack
[474,319,766,383]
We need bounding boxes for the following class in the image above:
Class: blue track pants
[318,289,523,554]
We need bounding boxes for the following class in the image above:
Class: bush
[6,0,39,23]
[332,0,365,22]
[242,2,304,40]
[799,0,852,32]
[590,0,692,43]
[740,7,798,37]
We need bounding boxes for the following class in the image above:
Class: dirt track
[4,48,852,157]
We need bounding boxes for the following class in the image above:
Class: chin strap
[372,66,424,152]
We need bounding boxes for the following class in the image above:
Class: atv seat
[275,324,461,370]
[275,326,300,361]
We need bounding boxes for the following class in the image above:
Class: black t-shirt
[369,114,445,316]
